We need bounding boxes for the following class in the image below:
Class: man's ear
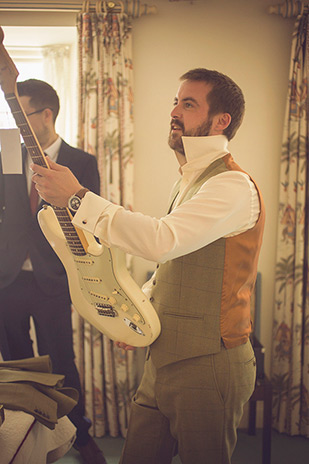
[211,113,231,135]
[43,107,54,124]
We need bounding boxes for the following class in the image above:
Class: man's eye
[184,102,193,108]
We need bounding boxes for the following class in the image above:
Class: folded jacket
[0,356,78,429]
[0,368,65,387]
[0,382,58,429]
[0,355,52,373]
[35,384,79,419]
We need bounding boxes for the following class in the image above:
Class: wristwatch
[68,187,89,212]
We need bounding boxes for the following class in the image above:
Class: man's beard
[168,118,213,155]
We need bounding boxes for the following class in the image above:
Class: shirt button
[150,297,154,302]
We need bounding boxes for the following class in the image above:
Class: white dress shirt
[72,135,260,265]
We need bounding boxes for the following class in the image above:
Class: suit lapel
[56,140,70,166]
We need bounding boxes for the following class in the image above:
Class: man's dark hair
[17,79,60,123]
[180,68,245,140]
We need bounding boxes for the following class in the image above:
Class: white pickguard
[38,205,161,347]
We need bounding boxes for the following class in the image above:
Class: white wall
[1,0,296,377]
[131,0,295,377]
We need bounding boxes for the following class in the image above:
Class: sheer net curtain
[271,12,309,437]
[42,43,78,146]
[72,9,138,437]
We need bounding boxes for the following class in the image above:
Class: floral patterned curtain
[72,8,137,438]
[271,12,309,437]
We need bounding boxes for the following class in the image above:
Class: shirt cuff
[71,191,120,236]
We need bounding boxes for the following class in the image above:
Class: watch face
[69,196,81,211]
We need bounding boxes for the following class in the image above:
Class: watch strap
[74,187,89,199]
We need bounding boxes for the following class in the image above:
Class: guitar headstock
[0,26,19,95]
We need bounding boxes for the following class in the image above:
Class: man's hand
[115,342,136,351]
[31,157,83,207]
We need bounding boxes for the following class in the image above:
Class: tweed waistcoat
[149,154,265,368]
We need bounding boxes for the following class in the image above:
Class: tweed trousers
[120,340,256,464]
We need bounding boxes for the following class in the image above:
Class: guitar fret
[61,232,77,236]
[6,94,48,166]
[52,207,87,256]
[61,227,77,232]
[56,223,75,229]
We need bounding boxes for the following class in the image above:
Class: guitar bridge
[95,303,118,317]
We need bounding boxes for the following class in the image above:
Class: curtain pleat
[72,9,138,437]
[271,12,309,437]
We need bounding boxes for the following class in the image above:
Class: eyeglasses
[26,108,53,117]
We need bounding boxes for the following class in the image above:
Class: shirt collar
[181,134,229,172]
[43,136,62,162]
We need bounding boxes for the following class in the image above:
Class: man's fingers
[31,158,66,175]
[29,159,83,207]
[44,157,65,171]
[115,341,136,351]
[31,163,47,175]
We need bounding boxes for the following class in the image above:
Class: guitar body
[38,206,160,347]
[0,26,161,347]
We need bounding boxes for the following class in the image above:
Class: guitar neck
[5,92,87,257]
[5,92,48,168]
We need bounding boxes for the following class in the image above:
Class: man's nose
[171,105,181,119]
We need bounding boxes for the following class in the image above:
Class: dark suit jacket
[0,140,100,296]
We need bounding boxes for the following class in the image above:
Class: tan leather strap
[74,187,89,199]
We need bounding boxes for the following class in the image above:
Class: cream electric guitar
[0,27,160,347]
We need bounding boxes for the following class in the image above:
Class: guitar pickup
[95,303,117,317]
[90,291,109,300]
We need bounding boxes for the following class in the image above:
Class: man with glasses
[0,79,106,464]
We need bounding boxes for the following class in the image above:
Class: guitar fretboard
[5,92,87,256]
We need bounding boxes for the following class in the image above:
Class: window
[0,46,45,129]
[0,26,78,145]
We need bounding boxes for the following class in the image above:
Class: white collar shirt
[72,135,260,266]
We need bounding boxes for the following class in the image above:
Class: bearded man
[31,68,265,464]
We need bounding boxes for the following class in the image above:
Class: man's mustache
[170,119,184,131]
